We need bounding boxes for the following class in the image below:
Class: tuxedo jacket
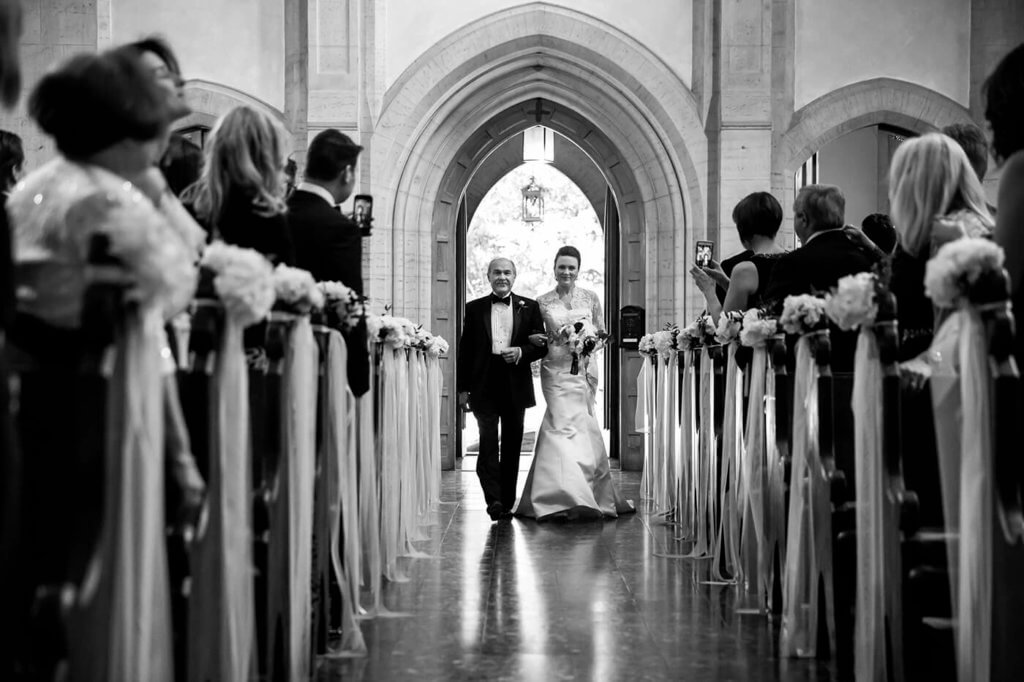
[287,189,363,294]
[456,293,547,411]
[762,229,881,371]
[286,189,369,394]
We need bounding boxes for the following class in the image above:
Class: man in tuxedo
[457,258,547,521]
[763,184,881,369]
[288,129,369,394]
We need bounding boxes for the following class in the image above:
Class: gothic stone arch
[371,3,707,468]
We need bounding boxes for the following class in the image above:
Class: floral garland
[200,241,276,326]
[824,272,878,331]
[739,308,778,348]
[779,294,827,336]
[316,280,365,331]
[924,237,1007,308]
[272,264,325,314]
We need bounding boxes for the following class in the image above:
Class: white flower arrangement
[556,319,609,374]
[679,314,716,349]
[779,294,827,335]
[651,329,678,358]
[272,264,325,314]
[924,237,1006,309]
[425,334,449,357]
[714,311,744,345]
[200,241,276,326]
[638,334,657,357]
[367,314,418,349]
[739,308,778,348]
[316,280,365,331]
[824,272,878,331]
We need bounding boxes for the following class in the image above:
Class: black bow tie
[490,294,512,306]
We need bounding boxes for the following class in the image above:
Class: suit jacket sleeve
[456,302,476,393]
[519,301,548,364]
[327,217,363,294]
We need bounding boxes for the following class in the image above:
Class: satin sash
[737,347,768,612]
[323,330,366,655]
[356,358,382,614]
[780,332,835,658]
[930,310,995,682]
[853,328,885,681]
[69,309,173,681]
[187,316,256,681]
[712,343,743,583]
[764,354,786,614]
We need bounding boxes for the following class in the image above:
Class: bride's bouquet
[556,319,610,375]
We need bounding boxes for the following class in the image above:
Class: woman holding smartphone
[689,192,787,322]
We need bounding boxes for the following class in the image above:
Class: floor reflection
[319,469,838,681]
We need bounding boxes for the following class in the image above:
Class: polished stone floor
[317,463,838,681]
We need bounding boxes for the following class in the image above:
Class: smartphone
[353,194,373,234]
[695,240,714,268]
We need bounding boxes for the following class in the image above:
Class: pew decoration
[317,280,365,331]
[923,237,1018,682]
[200,240,276,326]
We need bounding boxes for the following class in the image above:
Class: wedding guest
[762,184,879,307]
[984,43,1024,368]
[128,35,190,121]
[860,213,897,256]
[942,122,990,183]
[690,191,786,321]
[7,46,201,678]
[0,129,22,195]
[888,133,993,364]
[159,133,202,197]
[184,106,295,264]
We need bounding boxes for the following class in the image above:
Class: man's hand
[458,391,471,411]
[528,333,548,347]
[500,347,522,364]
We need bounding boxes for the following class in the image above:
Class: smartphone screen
[354,194,373,228]
[695,241,713,268]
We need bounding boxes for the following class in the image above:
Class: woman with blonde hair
[888,132,994,363]
[185,105,294,264]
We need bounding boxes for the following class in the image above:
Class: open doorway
[459,160,606,469]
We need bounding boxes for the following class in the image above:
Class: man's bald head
[487,257,516,276]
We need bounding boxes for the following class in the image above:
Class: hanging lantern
[522,176,544,223]
[523,126,554,163]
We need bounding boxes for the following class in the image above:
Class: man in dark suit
[457,258,547,521]
[763,184,881,370]
[288,129,369,394]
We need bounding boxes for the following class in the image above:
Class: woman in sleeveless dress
[514,246,634,520]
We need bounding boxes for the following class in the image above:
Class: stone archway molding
[776,77,975,180]
[176,79,289,133]
[371,2,708,326]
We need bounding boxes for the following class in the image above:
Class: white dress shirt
[490,295,514,356]
[295,181,336,207]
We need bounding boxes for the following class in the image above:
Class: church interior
[1,0,1023,680]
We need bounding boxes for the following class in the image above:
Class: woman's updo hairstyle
[554,245,581,268]
[29,46,171,160]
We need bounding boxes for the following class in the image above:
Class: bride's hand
[528,333,548,347]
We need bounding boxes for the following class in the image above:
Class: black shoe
[487,502,505,521]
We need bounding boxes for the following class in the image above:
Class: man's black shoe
[487,502,505,521]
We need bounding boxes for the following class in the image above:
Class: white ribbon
[780,332,835,658]
[737,347,768,612]
[712,343,743,583]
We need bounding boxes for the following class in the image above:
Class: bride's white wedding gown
[514,288,634,520]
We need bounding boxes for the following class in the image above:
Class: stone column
[0,0,99,170]
[709,0,775,265]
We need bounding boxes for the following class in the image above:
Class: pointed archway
[369,3,707,468]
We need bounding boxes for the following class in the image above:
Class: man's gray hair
[487,257,517,275]
[796,184,845,231]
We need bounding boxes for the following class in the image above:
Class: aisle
[319,468,837,681]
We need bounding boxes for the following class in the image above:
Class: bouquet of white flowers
[367,314,418,349]
[425,334,449,357]
[924,237,1006,308]
[824,272,878,331]
[739,308,778,348]
[638,333,657,357]
[272,264,325,314]
[650,327,678,359]
[714,311,744,345]
[556,319,610,374]
[679,314,715,349]
[200,241,276,326]
[316,280,365,331]
[779,294,827,335]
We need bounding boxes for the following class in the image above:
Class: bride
[514,246,634,520]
